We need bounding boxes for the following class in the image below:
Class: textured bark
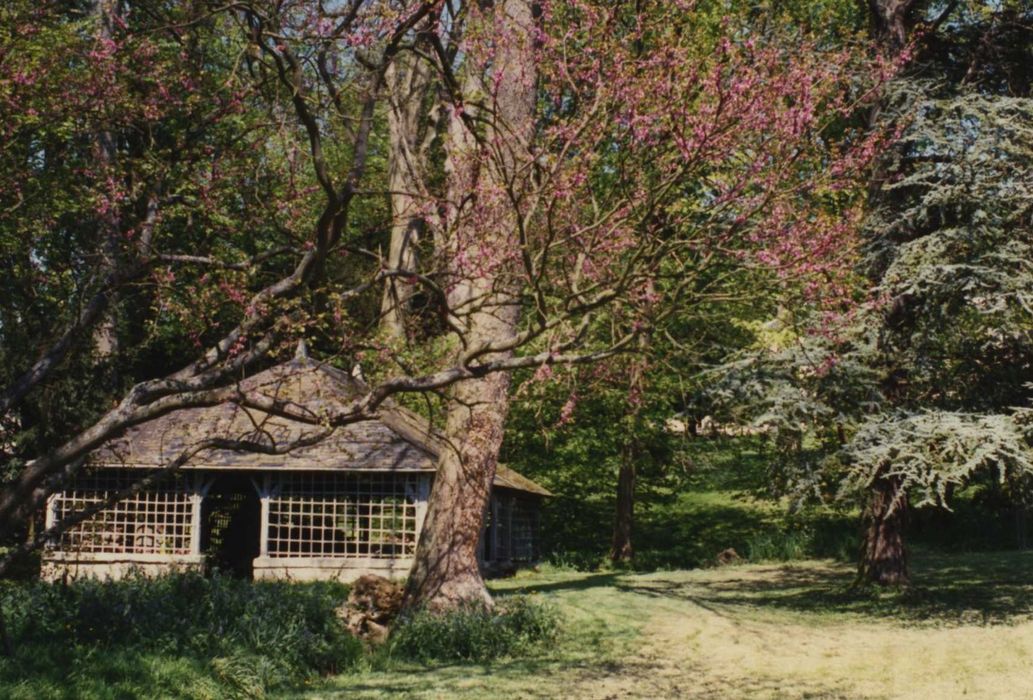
[610,457,636,563]
[404,371,515,610]
[610,340,648,564]
[403,0,537,611]
[380,45,434,341]
[858,472,910,587]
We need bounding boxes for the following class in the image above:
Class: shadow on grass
[616,551,1033,625]
[632,502,774,570]
[323,654,856,700]
[497,572,621,595]
[315,656,618,700]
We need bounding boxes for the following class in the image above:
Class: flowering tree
[394,0,891,607]
[0,0,889,611]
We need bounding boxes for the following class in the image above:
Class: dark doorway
[201,473,261,578]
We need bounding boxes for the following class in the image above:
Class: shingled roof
[92,356,551,497]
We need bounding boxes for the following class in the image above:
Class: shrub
[388,595,560,663]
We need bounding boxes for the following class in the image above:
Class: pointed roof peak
[294,339,309,360]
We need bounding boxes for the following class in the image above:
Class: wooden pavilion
[41,350,549,582]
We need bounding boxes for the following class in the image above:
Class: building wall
[43,469,541,582]
[40,552,205,582]
[252,556,414,583]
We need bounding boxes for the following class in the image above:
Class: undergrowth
[0,572,361,699]
[0,574,563,699]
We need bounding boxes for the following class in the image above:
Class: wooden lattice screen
[48,471,195,555]
[266,472,421,558]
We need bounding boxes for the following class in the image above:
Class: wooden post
[189,475,203,556]
[414,475,431,546]
[44,493,57,532]
[505,496,514,562]
[191,475,217,558]
[258,474,271,557]
[533,501,542,561]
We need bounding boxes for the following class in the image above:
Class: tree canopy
[4,0,1029,605]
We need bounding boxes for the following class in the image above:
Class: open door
[201,473,261,578]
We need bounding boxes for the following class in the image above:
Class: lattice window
[267,473,421,558]
[50,470,195,555]
[511,499,538,562]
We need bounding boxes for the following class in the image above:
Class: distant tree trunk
[611,350,648,565]
[380,43,433,341]
[91,0,122,361]
[610,454,636,563]
[858,470,909,586]
[403,0,537,612]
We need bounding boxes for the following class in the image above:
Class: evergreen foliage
[868,86,1033,413]
[842,410,1033,510]
[843,6,1033,510]
[699,2,1033,555]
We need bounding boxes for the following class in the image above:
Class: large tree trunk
[855,0,924,588]
[404,371,514,610]
[858,471,909,586]
[403,0,537,612]
[380,44,433,341]
[610,456,636,563]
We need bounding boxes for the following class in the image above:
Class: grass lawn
[298,550,1033,700]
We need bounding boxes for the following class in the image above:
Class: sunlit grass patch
[303,553,1033,699]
